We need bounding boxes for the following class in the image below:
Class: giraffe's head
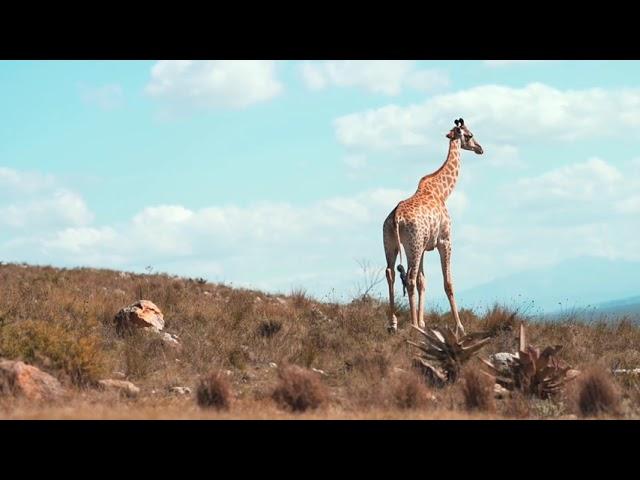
[446,118,483,155]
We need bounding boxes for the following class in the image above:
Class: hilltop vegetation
[1,262,639,419]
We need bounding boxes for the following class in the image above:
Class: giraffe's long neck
[417,139,461,199]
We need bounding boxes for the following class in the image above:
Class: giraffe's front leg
[416,252,426,329]
[437,240,465,336]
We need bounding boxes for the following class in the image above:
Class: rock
[169,386,192,396]
[311,368,328,376]
[224,370,233,377]
[160,332,181,349]
[276,298,287,306]
[118,272,131,279]
[0,359,65,401]
[203,291,211,296]
[268,362,278,369]
[493,383,511,399]
[310,306,331,324]
[112,371,127,379]
[98,379,140,398]
[254,296,262,303]
[489,352,518,374]
[114,300,164,333]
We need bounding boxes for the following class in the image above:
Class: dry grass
[0,262,638,419]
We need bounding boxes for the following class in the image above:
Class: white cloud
[145,60,283,110]
[615,196,640,214]
[79,83,124,111]
[0,168,93,230]
[510,158,623,206]
[334,83,640,151]
[0,167,55,195]
[14,188,404,269]
[300,61,449,95]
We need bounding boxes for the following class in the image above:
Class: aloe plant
[408,325,492,385]
[481,324,580,399]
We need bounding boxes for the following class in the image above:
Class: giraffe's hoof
[387,324,398,334]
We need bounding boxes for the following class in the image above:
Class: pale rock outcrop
[98,379,140,398]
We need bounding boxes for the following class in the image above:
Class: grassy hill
[1,262,639,419]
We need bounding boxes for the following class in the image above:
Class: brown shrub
[196,370,232,410]
[258,319,282,338]
[575,367,621,418]
[0,319,106,386]
[390,373,433,410]
[272,365,328,412]
[461,368,495,413]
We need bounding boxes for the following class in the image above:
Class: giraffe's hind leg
[383,214,399,333]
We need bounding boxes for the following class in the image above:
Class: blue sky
[1,60,639,310]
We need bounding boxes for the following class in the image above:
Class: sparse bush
[575,367,621,418]
[227,348,250,370]
[390,372,433,410]
[258,320,282,338]
[272,365,328,412]
[461,368,495,413]
[0,319,106,386]
[197,370,232,410]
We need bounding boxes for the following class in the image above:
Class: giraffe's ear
[458,118,464,126]
[454,119,460,126]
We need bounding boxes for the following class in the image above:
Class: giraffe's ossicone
[383,118,484,334]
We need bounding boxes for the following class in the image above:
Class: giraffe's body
[383,118,483,334]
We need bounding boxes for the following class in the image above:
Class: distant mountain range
[429,256,640,315]
[588,295,640,316]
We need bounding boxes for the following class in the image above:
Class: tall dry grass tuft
[196,370,232,410]
[461,368,495,413]
[574,367,621,418]
[480,305,518,337]
[272,365,328,412]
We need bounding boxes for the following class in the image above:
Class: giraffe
[382,118,483,334]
